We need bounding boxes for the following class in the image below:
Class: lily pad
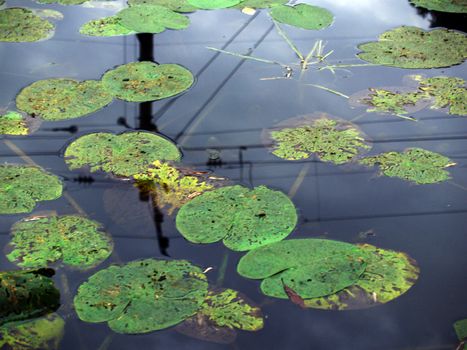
[0,314,65,350]
[237,239,367,299]
[357,26,467,69]
[16,79,113,121]
[118,5,189,33]
[176,185,297,251]
[7,215,113,269]
[455,319,467,345]
[80,16,136,37]
[265,115,371,164]
[74,259,208,334]
[419,76,467,116]
[64,131,181,177]
[410,0,467,13]
[234,0,285,9]
[1,268,60,326]
[304,244,420,310]
[0,111,41,135]
[0,8,55,42]
[0,164,63,215]
[187,0,240,9]
[101,62,194,102]
[128,0,197,12]
[360,148,455,184]
[269,4,334,30]
[37,0,89,4]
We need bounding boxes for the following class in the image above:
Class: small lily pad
[0,8,55,42]
[128,0,197,12]
[357,26,467,69]
[64,131,181,177]
[0,164,63,215]
[187,0,240,9]
[80,16,136,37]
[419,76,467,116]
[1,268,60,326]
[101,62,194,102]
[410,0,467,13]
[74,259,208,334]
[7,215,113,269]
[0,111,41,135]
[176,185,297,251]
[118,5,189,33]
[360,148,455,184]
[269,4,334,30]
[16,79,113,121]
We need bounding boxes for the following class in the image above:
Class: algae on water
[419,76,467,116]
[360,88,427,115]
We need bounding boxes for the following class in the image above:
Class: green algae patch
[0,164,63,215]
[357,26,467,69]
[102,62,194,102]
[0,111,30,135]
[0,313,64,350]
[234,0,285,9]
[0,268,60,326]
[119,5,189,33]
[267,115,371,164]
[16,79,113,121]
[360,148,455,184]
[237,239,367,299]
[64,131,181,177]
[269,4,334,30]
[419,76,467,116]
[304,244,419,310]
[128,0,197,12]
[410,0,467,13]
[74,259,208,334]
[80,16,136,37]
[0,8,55,42]
[187,0,240,9]
[7,215,113,269]
[176,185,297,251]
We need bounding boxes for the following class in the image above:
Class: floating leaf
[176,185,297,251]
[237,239,367,299]
[101,62,194,102]
[37,0,89,4]
[0,268,60,326]
[454,319,467,348]
[118,5,189,33]
[176,313,237,344]
[0,111,40,135]
[234,0,286,9]
[187,0,240,9]
[16,79,113,121]
[128,0,197,12]
[7,215,113,269]
[64,131,181,177]
[74,259,208,334]
[419,76,467,116]
[357,26,467,69]
[0,164,63,215]
[269,4,334,30]
[304,244,419,310]
[80,16,136,37]
[0,8,55,42]
[410,0,467,13]
[360,148,455,184]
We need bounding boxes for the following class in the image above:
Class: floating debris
[269,4,334,30]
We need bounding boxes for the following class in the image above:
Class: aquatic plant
[234,0,286,9]
[128,0,197,12]
[419,76,467,116]
[0,8,56,42]
[0,111,31,135]
[269,4,334,30]
[80,16,136,37]
[410,0,467,13]
[454,319,467,350]
[38,0,89,4]
[188,0,240,9]
[360,88,426,115]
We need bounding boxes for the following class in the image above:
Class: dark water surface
[1,0,467,349]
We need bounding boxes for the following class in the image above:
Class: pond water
[1,0,467,349]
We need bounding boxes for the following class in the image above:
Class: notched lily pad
[410,0,467,13]
[7,215,113,269]
[64,131,181,177]
[73,259,208,334]
[128,0,197,12]
[0,164,63,215]
[0,111,41,135]
[357,26,467,69]
[80,16,136,37]
[176,185,297,251]
[187,0,240,9]
[418,76,467,116]
[16,79,113,121]
[0,8,55,42]
[101,62,194,102]
[270,4,334,30]
[119,5,189,33]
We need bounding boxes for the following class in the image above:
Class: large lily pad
[187,0,240,9]
[269,4,334,30]
[410,0,467,13]
[1,269,60,326]
[304,244,420,310]
[176,185,297,251]
[0,8,55,42]
[357,26,467,69]
[16,79,113,121]
[0,164,63,215]
[128,0,197,12]
[101,62,194,102]
[360,148,455,184]
[80,16,136,37]
[118,5,189,33]
[419,76,467,116]
[7,215,113,269]
[237,239,367,299]
[64,131,181,177]
[0,111,41,135]
[74,259,208,334]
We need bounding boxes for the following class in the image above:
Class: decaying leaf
[0,111,41,136]
[418,76,467,116]
[0,8,55,42]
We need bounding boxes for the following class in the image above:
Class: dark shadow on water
[410,4,467,32]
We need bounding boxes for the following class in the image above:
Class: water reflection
[410,4,467,31]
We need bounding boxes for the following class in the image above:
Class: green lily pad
[360,148,455,184]
[7,215,113,269]
[357,26,467,69]
[0,314,65,350]
[64,131,181,177]
[74,259,208,334]
[0,111,40,135]
[237,239,367,299]
[80,16,136,37]
[0,164,63,215]
[269,4,334,30]
[304,244,420,310]
[419,76,467,116]
[118,5,189,33]
[455,319,467,342]
[1,268,60,326]
[266,115,371,164]
[0,8,55,42]
[37,0,89,4]
[128,0,197,12]
[234,0,286,9]
[176,185,297,251]
[187,0,240,9]
[410,0,467,13]
[16,79,113,121]
[101,62,194,102]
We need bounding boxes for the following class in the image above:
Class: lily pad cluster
[0,164,63,214]
[0,111,40,135]
[176,185,297,251]
[64,131,181,177]
[270,4,334,30]
[7,215,113,269]
[410,0,467,13]
[0,8,57,42]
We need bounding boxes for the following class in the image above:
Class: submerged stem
[206,46,288,68]
[306,84,349,98]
